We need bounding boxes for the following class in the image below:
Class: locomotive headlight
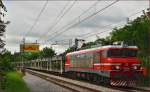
[132,64,141,70]
[133,66,138,70]
[115,66,120,70]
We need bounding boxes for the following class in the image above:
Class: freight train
[14,44,143,87]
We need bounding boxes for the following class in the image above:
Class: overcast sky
[3,0,149,54]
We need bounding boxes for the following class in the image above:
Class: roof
[67,45,138,55]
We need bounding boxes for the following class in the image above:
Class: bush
[139,56,150,86]
[4,72,30,92]
[0,51,14,72]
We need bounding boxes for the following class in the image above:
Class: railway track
[26,69,148,92]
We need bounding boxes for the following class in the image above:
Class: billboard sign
[20,43,40,53]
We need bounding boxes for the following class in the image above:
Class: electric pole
[69,39,72,48]
[126,17,130,23]
[21,38,26,74]
[74,38,85,51]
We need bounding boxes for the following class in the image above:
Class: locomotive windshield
[107,49,137,58]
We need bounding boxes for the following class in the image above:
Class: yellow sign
[20,43,40,52]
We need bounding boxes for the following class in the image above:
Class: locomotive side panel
[64,45,143,87]
[70,53,93,68]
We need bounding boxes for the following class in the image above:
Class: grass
[4,71,30,92]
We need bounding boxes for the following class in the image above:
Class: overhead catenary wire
[39,0,100,43]
[76,24,113,38]
[37,1,70,40]
[24,0,48,38]
[66,21,124,41]
[83,30,112,39]
[52,8,145,45]
[81,8,148,39]
[57,2,150,43]
[38,1,76,41]
[53,39,73,45]
[23,0,145,45]
[48,8,145,48]
[52,7,145,46]
[51,7,148,44]
[41,6,146,46]
[128,8,147,18]
[78,20,126,39]
[44,0,119,44]
[8,0,148,51]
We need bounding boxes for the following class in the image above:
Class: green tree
[40,47,55,58]
[110,15,150,56]
[23,52,39,60]
[95,37,113,45]
[0,51,14,72]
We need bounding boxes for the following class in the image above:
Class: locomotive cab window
[107,49,137,58]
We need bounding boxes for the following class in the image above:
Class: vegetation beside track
[4,71,30,92]
[0,51,14,91]
[139,57,150,86]
[0,47,56,91]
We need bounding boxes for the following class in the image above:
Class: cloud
[3,0,149,53]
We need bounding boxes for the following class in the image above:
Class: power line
[47,8,144,47]
[82,9,149,39]
[37,1,71,41]
[45,0,119,43]
[77,24,113,37]
[54,7,148,43]
[24,0,48,38]
[48,7,148,44]
[76,20,125,39]
[83,30,111,39]
[42,6,143,46]
[46,20,124,47]
[38,0,77,42]
[40,0,100,43]
[40,0,145,46]
[128,8,147,18]
[50,19,125,44]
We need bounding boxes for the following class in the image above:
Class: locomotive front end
[106,46,143,87]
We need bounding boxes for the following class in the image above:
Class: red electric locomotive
[65,45,143,87]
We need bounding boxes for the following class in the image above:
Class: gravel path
[23,73,72,92]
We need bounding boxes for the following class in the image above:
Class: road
[23,73,72,92]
